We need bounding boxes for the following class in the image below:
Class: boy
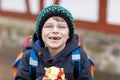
[15,5,92,80]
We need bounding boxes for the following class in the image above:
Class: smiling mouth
[49,37,61,40]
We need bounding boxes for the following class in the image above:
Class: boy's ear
[67,35,70,39]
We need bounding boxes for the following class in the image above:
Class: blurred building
[0,0,120,34]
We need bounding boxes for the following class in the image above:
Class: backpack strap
[24,36,32,49]
[13,52,23,77]
[72,48,81,79]
[71,35,82,79]
[29,49,38,80]
[87,55,94,78]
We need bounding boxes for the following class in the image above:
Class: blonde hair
[51,16,66,22]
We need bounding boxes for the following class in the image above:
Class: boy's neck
[48,44,66,57]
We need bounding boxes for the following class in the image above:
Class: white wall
[1,0,120,25]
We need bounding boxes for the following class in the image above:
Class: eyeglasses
[43,23,68,31]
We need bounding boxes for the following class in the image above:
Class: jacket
[15,33,92,80]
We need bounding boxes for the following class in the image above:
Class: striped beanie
[35,5,74,42]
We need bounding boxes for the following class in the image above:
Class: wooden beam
[0,0,2,11]
[75,20,120,34]
[99,0,107,23]
[54,0,60,5]
[0,11,37,20]
[25,0,30,14]
[40,0,44,11]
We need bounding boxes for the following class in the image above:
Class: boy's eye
[58,25,66,28]
[44,25,53,28]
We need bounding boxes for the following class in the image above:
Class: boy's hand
[42,77,50,80]
[42,77,66,80]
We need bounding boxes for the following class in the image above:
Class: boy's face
[42,17,69,50]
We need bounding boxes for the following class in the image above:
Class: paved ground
[0,49,21,80]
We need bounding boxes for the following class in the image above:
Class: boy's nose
[51,26,58,34]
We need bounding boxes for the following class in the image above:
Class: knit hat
[35,5,74,43]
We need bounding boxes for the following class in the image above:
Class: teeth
[49,37,61,40]
[57,37,61,40]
